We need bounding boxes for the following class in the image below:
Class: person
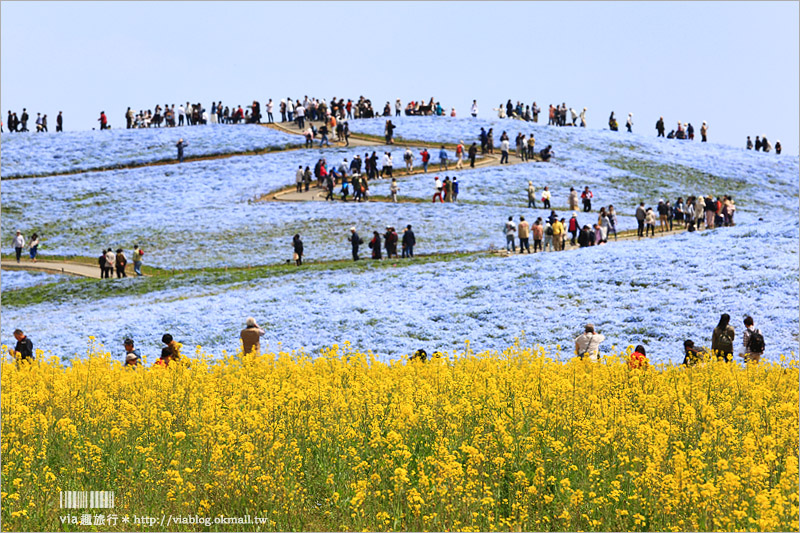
[608,111,617,131]
[541,186,551,209]
[266,99,274,123]
[527,181,537,208]
[532,218,543,252]
[176,139,187,163]
[98,111,108,130]
[644,207,656,237]
[762,136,772,153]
[53,111,62,132]
[432,176,443,203]
[369,231,382,260]
[132,244,144,276]
[439,146,449,170]
[551,217,565,251]
[581,186,593,212]
[115,248,127,278]
[694,196,706,230]
[775,141,782,155]
[526,133,536,160]
[9,329,34,363]
[711,313,735,362]
[754,135,762,151]
[160,333,181,364]
[539,145,553,162]
[123,338,141,367]
[607,205,618,240]
[384,119,395,144]
[293,234,303,266]
[420,148,430,172]
[401,225,416,258]
[381,152,393,178]
[403,148,414,174]
[741,316,764,363]
[543,221,553,252]
[487,128,494,154]
[682,340,703,366]
[468,142,478,168]
[350,227,362,260]
[504,216,516,252]
[390,178,399,203]
[628,345,648,370]
[746,136,753,150]
[518,216,530,253]
[240,317,266,356]
[28,233,39,262]
[12,230,24,263]
[626,113,633,133]
[656,116,665,137]
[500,137,509,164]
[574,324,605,361]
[657,199,668,233]
[471,100,478,117]
[577,224,592,247]
[452,177,459,202]
[395,99,402,117]
[318,123,330,147]
[568,187,579,211]
[455,140,464,170]
[700,121,708,142]
[384,227,398,258]
[568,213,579,245]
[105,248,116,278]
[295,165,304,193]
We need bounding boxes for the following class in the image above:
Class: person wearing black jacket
[578,225,593,248]
[56,111,63,132]
[350,228,362,260]
[292,234,303,266]
[655,116,665,137]
[369,231,382,260]
[468,142,478,168]
[20,108,29,131]
[402,225,416,258]
[10,329,34,362]
[384,227,398,258]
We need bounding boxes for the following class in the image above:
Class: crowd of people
[502,205,619,254]
[746,135,782,154]
[6,311,766,368]
[347,225,417,261]
[4,109,64,132]
[634,194,737,237]
[96,245,144,277]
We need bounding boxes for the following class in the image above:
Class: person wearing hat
[240,317,266,356]
[574,324,606,361]
[349,227,362,261]
[176,138,187,163]
[123,339,141,367]
[700,121,708,142]
[12,231,25,263]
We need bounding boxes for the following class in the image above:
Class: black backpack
[748,330,765,354]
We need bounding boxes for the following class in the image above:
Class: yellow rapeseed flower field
[2,340,798,531]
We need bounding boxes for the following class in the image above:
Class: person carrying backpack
[711,313,735,362]
[741,316,765,363]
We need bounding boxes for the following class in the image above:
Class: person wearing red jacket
[98,111,108,130]
[568,214,580,245]
[420,148,431,173]
[581,186,593,212]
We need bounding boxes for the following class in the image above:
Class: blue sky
[2,1,797,154]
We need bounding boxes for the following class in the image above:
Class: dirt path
[3,260,106,279]
[259,120,534,202]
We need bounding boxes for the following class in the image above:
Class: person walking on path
[98,249,108,278]
[115,248,127,278]
[607,205,618,240]
[532,218,544,252]
[741,316,764,363]
[369,231,382,260]
[105,249,116,279]
[12,231,25,263]
[349,227,362,260]
[295,165,304,193]
[131,245,144,276]
[240,317,266,356]
[500,137,510,164]
[9,329,34,363]
[504,216,517,252]
[468,142,478,168]
[439,146,449,171]
[644,207,656,237]
[518,216,530,253]
[455,141,464,170]
[401,225,416,258]
[420,148,431,173]
[568,214,579,246]
[487,129,494,154]
[403,148,414,174]
[432,176,443,203]
[543,221,554,252]
[711,313,735,362]
[292,234,303,265]
[635,202,646,237]
[575,324,605,361]
[176,139,187,163]
[552,217,565,251]
[318,123,330,147]
[527,181,537,209]
[27,233,39,262]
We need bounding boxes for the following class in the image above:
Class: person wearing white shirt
[500,138,510,164]
[471,100,478,117]
[287,99,294,122]
[12,231,25,263]
[266,99,274,123]
[574,324,605,361]
[177,105,185,126]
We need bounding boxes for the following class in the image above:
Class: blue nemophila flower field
[1,270,70,291]
[0,124,301,177]
[1,118,797,363]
